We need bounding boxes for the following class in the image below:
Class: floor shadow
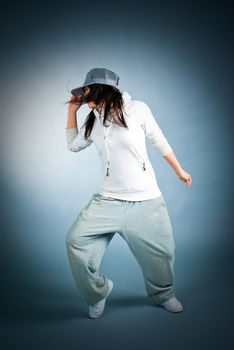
[0,292,90,325]
[109,295,152,309]
[0,292,158,326]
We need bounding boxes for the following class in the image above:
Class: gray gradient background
[0,1,233,349]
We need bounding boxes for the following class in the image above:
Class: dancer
[65,67,192,319]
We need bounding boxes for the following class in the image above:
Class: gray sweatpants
[65,193,176,305]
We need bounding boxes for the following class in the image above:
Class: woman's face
[83,86,104,111]
[83,86,96,109]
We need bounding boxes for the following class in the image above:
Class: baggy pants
[65,193,176,305]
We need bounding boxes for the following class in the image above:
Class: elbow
[67,144,81,152]
[163,149,173,158]
[161,147,173,157]
[157,142,173,157]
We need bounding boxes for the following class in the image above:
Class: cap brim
[71,86,84,96]
[71,83,123,106]
[70,85,87,106]
[71,82,93,96]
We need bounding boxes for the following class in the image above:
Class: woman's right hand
[68,95,84,113]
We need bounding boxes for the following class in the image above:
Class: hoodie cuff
[158,142,173,157]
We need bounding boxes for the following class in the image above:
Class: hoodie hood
[92,90,132,177]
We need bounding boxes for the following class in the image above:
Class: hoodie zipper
[96,107,113,177]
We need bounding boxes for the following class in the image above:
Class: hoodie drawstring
[95,91,143,177]
[103,118,113,177]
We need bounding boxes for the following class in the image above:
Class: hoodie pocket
[132,147,147,172]
[139,158,147,171]
[126,121,147,172]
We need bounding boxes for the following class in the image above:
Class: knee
[65,229,85,248]
[65,228,72,245]
[166,250,174,261]
[65,235,79,247]
[65,235,84,264]
[65,235,72,246]
[164,246,175,261]
[65,217,83,246]
[65,229,77,246]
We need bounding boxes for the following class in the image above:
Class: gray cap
[71,67,120,96]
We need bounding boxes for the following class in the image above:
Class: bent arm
[65,109,93,152]
[67,108,78,129]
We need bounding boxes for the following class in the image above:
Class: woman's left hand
[176,169,192,187]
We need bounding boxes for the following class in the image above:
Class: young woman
[65,68,192,319]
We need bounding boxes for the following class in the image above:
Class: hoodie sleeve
[141,102,173,157]
[65,125,93,152]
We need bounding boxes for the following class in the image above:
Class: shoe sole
[162,306,184,313]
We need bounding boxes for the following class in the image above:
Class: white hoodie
[65,91,173,201]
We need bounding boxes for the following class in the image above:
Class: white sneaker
[160,296,184,313]
[89,279,113,319]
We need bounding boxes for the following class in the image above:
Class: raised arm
[65,96,93,152]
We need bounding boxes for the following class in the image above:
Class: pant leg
[65,193,120,305]
[120,195,176,304]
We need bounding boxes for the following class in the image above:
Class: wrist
[68,106,79,113]
[175,167,183,176]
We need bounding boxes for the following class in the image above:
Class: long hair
[66,84,129,140]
